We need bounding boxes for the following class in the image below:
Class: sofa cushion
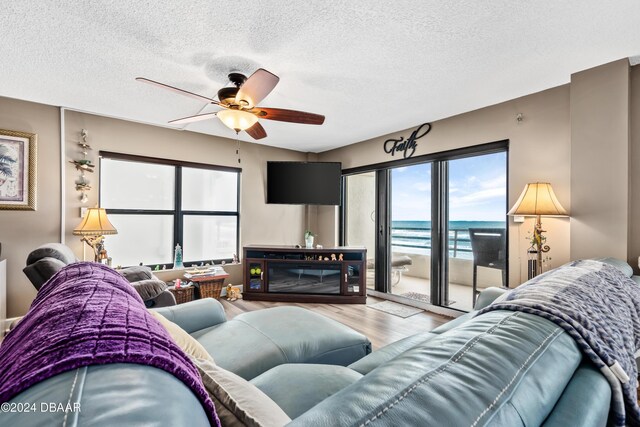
[194,358,291,427]
[233,307,371,365]
[193,306,371,380]
[541,362,611,427]
[118,265,154,282]
[155,298,227,334]
[250,364,363,419]
[132,278,168,300]
[23,258,68,291]
[149,289,177,308]
[26,243,77,265]
[348,331,437,375]
[473,286,509,310]
[430,312,474,334]
[0,364,210,427]
[289,310,582,427]
[149,310,213,362]
[595,257,633,277]
[193,321,289,380]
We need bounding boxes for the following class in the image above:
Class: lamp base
[529,215,550,278]
[80,235,105,263]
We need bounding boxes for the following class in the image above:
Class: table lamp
[507,182,568,277]
[73,207,118,262]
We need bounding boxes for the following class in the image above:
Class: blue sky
[391,152,506,222]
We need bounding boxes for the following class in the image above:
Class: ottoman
[155,299,372,380]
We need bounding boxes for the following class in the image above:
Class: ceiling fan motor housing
[217,86,239,105]
[218,73,250,106]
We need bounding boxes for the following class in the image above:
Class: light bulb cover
[217,109,259,131]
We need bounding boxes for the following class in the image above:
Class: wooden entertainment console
[243,245,367,303]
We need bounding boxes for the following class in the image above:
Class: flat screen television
[267,162,342,205]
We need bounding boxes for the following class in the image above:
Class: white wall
[0,97,61,317]
[570,59,630,261]
[630,65,640,273]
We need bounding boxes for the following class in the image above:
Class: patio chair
[469,228,507,306]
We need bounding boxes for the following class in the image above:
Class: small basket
[196,278,225,299]
[169,286,194,304]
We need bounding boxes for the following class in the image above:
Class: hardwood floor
[218,296,450,350]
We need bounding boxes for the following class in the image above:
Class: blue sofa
[2,258,632,426]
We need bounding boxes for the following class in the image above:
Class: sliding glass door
[389,164,432,302]
[342,141,508,312]
[446,152,507,311]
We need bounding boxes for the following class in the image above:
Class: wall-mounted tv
[267,162,342,205]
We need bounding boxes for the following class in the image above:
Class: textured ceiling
[1,1,640,152]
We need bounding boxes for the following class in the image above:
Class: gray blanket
[477,260,640,426]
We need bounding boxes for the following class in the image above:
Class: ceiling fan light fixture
[137,68,324,140]
[217,109,259,131]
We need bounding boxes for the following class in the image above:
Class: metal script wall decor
[383,123,432,159]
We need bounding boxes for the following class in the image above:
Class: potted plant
[304,230,316,249]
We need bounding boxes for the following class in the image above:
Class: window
[100,152,240,268]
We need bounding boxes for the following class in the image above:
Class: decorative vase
[174,244,184,269]
[305,235,314,249]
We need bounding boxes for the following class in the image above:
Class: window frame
[99,151,241,268]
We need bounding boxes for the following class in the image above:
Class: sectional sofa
[2,258,634,426]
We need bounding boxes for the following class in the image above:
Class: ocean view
[391,220,506,259]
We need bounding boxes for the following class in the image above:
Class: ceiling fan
[136,69,325,140]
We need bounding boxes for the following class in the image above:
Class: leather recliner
[23,243,176,308]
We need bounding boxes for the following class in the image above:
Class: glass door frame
[341,139,509,310]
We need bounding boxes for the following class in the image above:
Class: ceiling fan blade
[235,69,280,108]
[168,112,218,125]
[136,77,219,105]
[251,107,325,125]
[245,121,267,140]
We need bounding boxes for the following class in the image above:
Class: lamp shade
[73,208,118,236]
[507,182,568,216]
[217,109,259,131]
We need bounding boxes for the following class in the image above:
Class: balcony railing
[391,227,472,258]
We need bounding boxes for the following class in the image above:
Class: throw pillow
[148,310,213,362]
[193,357,291,427]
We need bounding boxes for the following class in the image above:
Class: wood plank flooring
[218,296,450,350]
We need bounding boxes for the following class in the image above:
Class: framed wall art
[0,129,37,210]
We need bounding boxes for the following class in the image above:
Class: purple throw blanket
[0,262,220,427]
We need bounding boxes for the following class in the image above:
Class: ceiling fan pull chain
[236,132,241,164]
